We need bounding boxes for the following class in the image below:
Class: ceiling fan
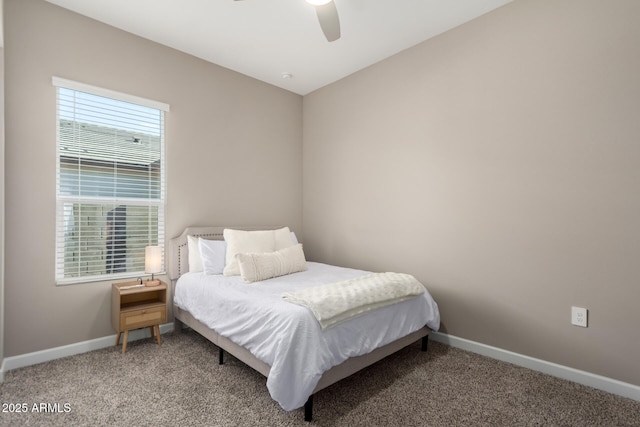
[234,0,341,42]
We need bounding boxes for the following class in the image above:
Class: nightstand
[111,280,167,354]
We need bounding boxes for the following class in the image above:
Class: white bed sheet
[174,262,440,411]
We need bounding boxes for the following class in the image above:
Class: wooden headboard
[168,226,282,281]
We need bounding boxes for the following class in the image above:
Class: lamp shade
[145,246,163,274]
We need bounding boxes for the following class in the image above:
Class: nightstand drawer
[120,306,166,330]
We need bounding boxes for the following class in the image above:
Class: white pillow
[198,238,227,275]
[187,235,203,273]
[236,244,307,283]
[223,227,293,276]
[290,231,299,245]
[275,227,294,250]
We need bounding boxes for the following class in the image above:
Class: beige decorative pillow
[236,244,307,283]
[223,227,293,276]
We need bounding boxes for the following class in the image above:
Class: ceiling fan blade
[315,1,341,42]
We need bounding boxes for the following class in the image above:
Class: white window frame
[53,77,169,285]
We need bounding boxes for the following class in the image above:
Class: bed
[169,226,440,421]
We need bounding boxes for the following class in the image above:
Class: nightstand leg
[115,332,121,347]
[155,325,162,345]
[122,330,129,354]
[149,326,155,339]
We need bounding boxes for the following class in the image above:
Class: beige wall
[3,0,302,356]
[303,0,640,386]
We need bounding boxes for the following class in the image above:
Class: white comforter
[173,262,440,411]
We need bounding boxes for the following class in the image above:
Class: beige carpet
[1,329,639,426]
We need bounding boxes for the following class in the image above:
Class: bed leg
[421,335,429,352]
[304,394,313,422]
[219,348,224,365]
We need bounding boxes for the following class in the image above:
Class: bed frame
[169,226,430,421]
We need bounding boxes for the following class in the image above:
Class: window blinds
[53,78,167,284]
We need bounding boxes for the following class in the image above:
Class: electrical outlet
[571,306,588,327]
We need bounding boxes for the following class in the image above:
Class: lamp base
[145,279,160,287]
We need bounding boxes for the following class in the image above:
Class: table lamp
[145,245,162,286]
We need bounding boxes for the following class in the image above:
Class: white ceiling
[43,0,512,95]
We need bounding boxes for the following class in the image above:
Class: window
[53,77,169,284]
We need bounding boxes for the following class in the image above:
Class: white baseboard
[3,323,174,372]
[430,331,640,402]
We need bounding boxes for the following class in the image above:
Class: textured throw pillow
[187,235,203,273]
[198,238,227,275]
[223,227,292,276]
[236,244,307,283]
